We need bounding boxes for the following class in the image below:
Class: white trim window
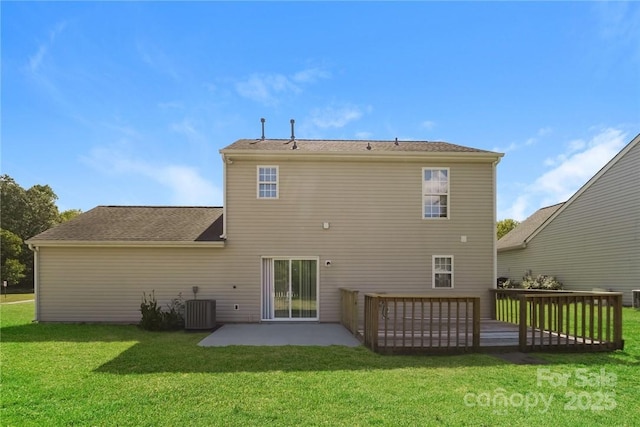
[422,168,449,218]
[257,166,278,199]
[432,256,454,289]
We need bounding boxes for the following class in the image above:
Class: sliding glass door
[263,258,318,320]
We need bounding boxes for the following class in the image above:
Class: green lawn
[0,293,35,304]
[1,303,639,426]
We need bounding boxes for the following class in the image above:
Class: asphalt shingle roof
[222,139,496,154]
[497,203,565,251]
[28,206,224,242]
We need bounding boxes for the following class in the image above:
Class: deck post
[613,293,623,349]
[473,297,480,349]
[490,290,497,320]
[518,294,527,351]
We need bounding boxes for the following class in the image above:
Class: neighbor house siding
[225,156,497,320]
[498,139,640,306]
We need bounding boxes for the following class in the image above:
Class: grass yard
[0,293,35,304]
[1,303,639,426]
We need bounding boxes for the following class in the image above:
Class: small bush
[140,291,185,331]
[162,295,185,330]
[521,274,563,290]
[497,278,521,289]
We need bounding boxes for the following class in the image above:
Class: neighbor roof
[222,139,499,154]
[497,133,640,253]
[497,203,565,252]
[27,206,224,245]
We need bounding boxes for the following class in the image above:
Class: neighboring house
[498,133,640,306]
[27,138,503,323]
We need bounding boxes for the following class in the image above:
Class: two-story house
[26,138,503,323]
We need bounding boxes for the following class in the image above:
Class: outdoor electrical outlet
[234,304,239,310]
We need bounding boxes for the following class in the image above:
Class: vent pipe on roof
[251,118,266,144]
[395,137,399,146]
[366,142,372,150]
[290,119,296,141]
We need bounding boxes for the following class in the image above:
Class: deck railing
[491,289,623,351]
[364,294,480,355]
[339,288,359,335]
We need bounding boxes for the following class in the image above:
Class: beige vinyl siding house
[498,133,640,306]
[28,138,503,323]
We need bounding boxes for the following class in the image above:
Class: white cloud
[27,21,66,74]
[421,120,436,130]
[502,128,627,220]
[309,104,367,129]
[292,67,331,83]
[170,118,198,138]
[82,145,221,205]
[501,195,529,222]
[136,40,181,81]
[154,165,221,205]
[593,2,640,61]
[235,73,297,105]
[235,67,330,105]
[494,127,552,153]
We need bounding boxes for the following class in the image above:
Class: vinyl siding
[498,140,640,305]
[36,155,498,323]
[36,247,263,323]
[226,157,497,320]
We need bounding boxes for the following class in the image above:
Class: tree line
[1,175,81,289]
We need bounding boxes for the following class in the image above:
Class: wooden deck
[357,319,610,354]
[339,289,624,355]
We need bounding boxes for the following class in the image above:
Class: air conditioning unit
[185,299,216,330]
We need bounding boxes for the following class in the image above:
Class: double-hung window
[422,168,449,218]
[258,166,278,199]
[432,256,453,288]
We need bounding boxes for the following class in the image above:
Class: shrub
[140,291,185,331]
[497,278,521,289]
[162,295,185,330]
[521,274,563,290]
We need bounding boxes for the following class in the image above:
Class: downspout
[27,243,39,321]
[220,153,228,240]
[492,158,501,290]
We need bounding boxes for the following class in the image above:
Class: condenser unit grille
[185,299,216,330]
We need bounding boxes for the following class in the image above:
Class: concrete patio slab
[198,323,362,347]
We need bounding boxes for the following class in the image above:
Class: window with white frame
[257,166,278,199]
[422,168,449,218]
[432,256,453,288]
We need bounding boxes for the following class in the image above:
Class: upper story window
[433,256,453,288]
[258,166,278,199]
[423,168,449,219]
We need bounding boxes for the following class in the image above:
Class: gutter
[497,242,527,253]
[220,149,504,163]
[24,240,225,248]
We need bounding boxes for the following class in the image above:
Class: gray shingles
[222,139,495,153]
[28,206,224,242]
[497,203,565,251]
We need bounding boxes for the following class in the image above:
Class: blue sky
[2,1,639,221]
